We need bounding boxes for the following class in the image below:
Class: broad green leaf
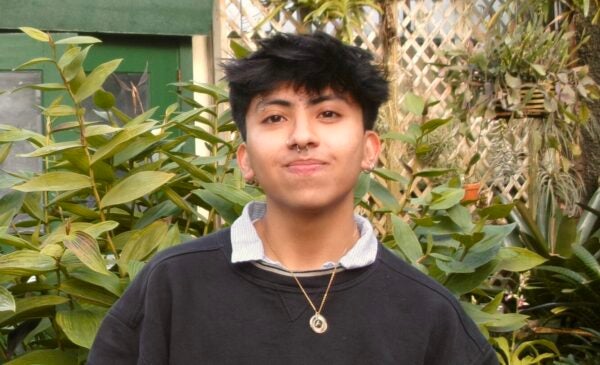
[462,302,527,332]
[40,243,65,258]
[354,173,371,205]
[572,244,600,280]
[413,168,454,178]
[391,216,423,265]
[421,118,451,136]
[0,295,69,327]
[0,143,11,164]
[57,202,99,219]
[63,45,91,82]
[157,225,181,252]
[22,191,44,221]
[56,309,105,348]
[119,220,169,271]
[59,279,118,307]
[14,83,66,91]
[74,59,122,102]
[0,250,56,275]
[5,349,78,365]
[163,186,196,215]
[0,232,38,250]
[0,286,16,312]
[69,267,122,297]
[63,231,111,276]
[18,141,82,157]
[127,107,158,127]
[230,39,251,59]
[12,57,53,71]
[200,182,256,207]
[41,222,92,246]
[372,168,408,185]
[85,124,121,137]
[12,171,92,192]
[101,171,175,207]
[82,220,119,238]
[90,121,158,164]
[445,260,498,295]
[166,153,212,182]
[447,204,474,232]
[380,131,416,145]
[478,203,514,220]
[0,125,45,145]
[175,123,230,147]
[43,105,76,117]
[171,82,229,101]
[430,186,464,210]
[133,200,180,230]
[55,35,102,44]
[555,216,577,257]
[403,92,425,115]
[19,27,50,42]
[127,260,146,280]
[496,247,547,272]
[193,189,239,224]
[368,179,401,212]
[113,133,164,166]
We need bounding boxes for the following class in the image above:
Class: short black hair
[222,32,389,140]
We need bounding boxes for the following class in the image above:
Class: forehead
[249,84,356,111]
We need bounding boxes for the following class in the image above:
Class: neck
[255,198,359,271]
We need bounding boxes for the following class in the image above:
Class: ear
[361,131,381,171]
[237,143,256,182]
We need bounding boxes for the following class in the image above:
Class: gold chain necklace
[263,227,358,334]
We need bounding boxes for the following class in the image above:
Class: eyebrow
[255,93,349,111]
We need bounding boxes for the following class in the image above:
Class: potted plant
[440,3,600,214]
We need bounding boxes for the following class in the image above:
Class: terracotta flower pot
[462,182,481,202]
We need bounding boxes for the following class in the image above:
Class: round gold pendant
[309,313,328,334]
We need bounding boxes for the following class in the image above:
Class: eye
[262,115,286,124]
[319,110,340,119]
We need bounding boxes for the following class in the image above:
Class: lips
[285,159,327,175]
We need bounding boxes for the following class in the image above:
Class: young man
[88,32,498,364]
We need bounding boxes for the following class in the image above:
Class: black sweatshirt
[88,228,498,364]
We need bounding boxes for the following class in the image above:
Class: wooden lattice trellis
[213,0,531,215]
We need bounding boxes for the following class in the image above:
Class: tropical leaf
[0,250,56,276]
[63,231,111,276]
[0,286,16,312]
[56,309,105,349]
[101,171,175,207]
[12,172,92,192]
[74,59,122,102]
[0,295,69,328]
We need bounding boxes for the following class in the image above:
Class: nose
[286,112,319,151]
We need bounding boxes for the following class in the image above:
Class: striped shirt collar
[230,201,378,270]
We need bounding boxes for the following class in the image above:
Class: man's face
[237,84,380,212]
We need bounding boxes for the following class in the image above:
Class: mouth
[285,159,327,175]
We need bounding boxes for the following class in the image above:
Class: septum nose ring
[295,144,309,153]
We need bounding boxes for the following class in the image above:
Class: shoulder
[376,244,457,304]
[148,228,231,269]
[109,228,232,325]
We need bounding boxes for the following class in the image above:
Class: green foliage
[504,186,600,361]
[0,28,261,362]
[366,93,542,340]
